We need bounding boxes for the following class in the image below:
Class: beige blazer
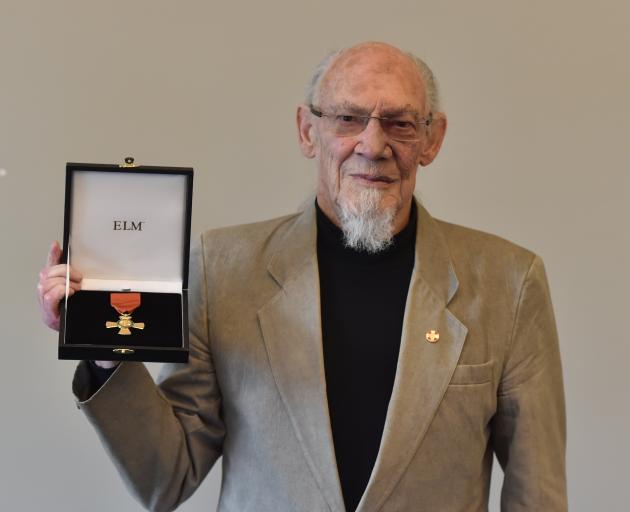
[73,201,567,512]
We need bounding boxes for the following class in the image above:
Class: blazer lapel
[356,203,468,512]
[257,204,345,512]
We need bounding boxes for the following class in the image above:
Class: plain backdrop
[1,1,628,511]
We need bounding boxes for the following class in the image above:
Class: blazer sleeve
[491,255,568,511]
[72,237,225,512]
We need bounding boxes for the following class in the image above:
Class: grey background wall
[1,0,628,510]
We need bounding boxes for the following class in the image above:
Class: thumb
[46,241,62,268]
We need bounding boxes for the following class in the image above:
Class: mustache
[341,161,388,174]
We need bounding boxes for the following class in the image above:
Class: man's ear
[297,104,317,159]
[418,113,447,167]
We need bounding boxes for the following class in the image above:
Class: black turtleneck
[316,201,416,512]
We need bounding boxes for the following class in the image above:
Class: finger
[43,264,83,282]
[37,273,81,311]
[38,276,81,297]
[42,283,78,311]
[45,241,62,268]
[41,286,77,331]
[41,284,68,320]
[37,277,65,305]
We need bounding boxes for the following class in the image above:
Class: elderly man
[38,42,567,511]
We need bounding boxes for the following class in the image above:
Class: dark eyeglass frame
[309,105,433,142]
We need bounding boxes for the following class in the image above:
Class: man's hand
[37,241,82,331]
[37,242,117,369]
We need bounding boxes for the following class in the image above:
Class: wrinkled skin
[297,42,447,235]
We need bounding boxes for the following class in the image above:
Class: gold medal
[106,292,145,335]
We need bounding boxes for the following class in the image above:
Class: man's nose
[354,118,393,160]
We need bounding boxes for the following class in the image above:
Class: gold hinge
[119,157,139,168]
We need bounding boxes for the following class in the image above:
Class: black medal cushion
[64,290,183,348]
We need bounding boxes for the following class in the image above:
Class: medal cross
[106,313,145,335]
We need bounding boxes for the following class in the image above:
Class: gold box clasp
[113,348,135,355]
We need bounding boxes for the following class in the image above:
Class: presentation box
[58,160,193,363]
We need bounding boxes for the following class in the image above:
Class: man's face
[298,44,446,236]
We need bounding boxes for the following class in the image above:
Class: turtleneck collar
[315,199,417,262]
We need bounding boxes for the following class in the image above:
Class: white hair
[337,187,396,253]
[305,45,442,114]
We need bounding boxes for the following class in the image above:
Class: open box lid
[63,162,193,293]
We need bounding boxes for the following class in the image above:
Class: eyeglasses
[310,105,432,142]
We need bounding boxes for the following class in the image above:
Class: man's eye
[336,115,358,123]
[393,120,413,129]
[386,119,417,135]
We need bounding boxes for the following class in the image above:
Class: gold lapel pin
[425,330,440,343]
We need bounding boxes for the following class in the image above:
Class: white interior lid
[69,170,188,292]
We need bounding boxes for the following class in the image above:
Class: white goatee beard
[337,188,397,254]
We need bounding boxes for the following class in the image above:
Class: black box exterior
[58,162,193,363]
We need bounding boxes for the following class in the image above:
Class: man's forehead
[318,45,426,108]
